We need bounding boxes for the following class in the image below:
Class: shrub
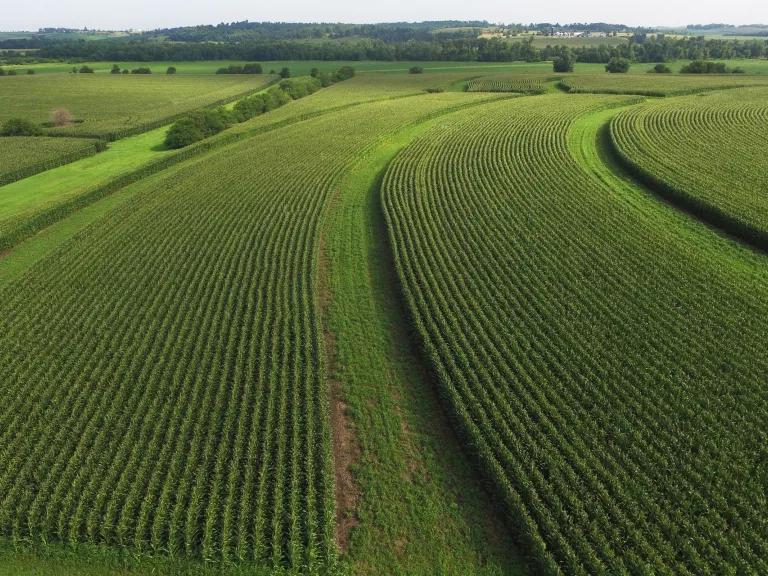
[234,94,267,121]
[1,118,43,136]
[79,65,95,73]
[164,108,234,149]
[166,66,177,74]
[680,60,729,74]
[279,77,322,100]
[164,117,205,149]
[409,66,424,74]
[334,66,355,81]
[111,64,121,74]
[605,57,630,73]
[652,63,672,73]
[26,69,35,75]
[122,69,129,75]
[216,65,243,74]
[50,108,74,127]
[131,67,152,74]
[310,67,319,78]
[279,67,291,79]
[242,63,263,74]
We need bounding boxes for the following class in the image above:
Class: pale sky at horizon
[2,0,766,32]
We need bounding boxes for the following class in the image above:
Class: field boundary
[0,91,434,256]
[318,93,528,574]
[42,76,282,141]
[0,140,105,187]
[604,112,768,252]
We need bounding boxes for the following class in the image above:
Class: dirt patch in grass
[317,205,362,553]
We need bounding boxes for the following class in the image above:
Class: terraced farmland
[610,87,768,247]
[0,74,275,139]
[0,91,499,572]
[558,72,768,96]
[382,94,768,574]
[0,136,103,185]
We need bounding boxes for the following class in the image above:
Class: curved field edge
[380,94,768,573]
[319,98,528,574]
[567,102,768,264]
[0,87,430,256]
[0,91,512,576]
[607,102,768,252]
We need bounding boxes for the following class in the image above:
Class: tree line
[2,34,767,64]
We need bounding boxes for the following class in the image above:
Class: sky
[3,0,766,32]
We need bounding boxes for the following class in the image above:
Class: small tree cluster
[605,57,630,73]
[553,50,575,73]
[166,67,355,149]
[216,63,263,74]
[680,60,743,74]
[409,66,424,74]
[131,67,152,74]
[167,66,177,74]
[1,118,43,136]
[164,108,236,149]
[651,63,672,74]
[78,65,95,73]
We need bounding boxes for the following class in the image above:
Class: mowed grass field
[1,65,768,575]
[0,73,275,139]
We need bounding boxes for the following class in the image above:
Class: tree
[110,64,121,74]
[279,67,291,78]
[167,66,177,74]
[131,67,152,74]
[334,66,355,81]
[26,69,35,75]
[122,69,129,74]
[553,50,575,73]
[242,62,262,74]
[605,57,630,73]
[652,63,672,73]
[680,60,729,74]
[310,67,319,78]
[164,117,204,149]
[50,107,74,127]
[408,66,424,74]
[1,118,43,136]
[79,65,94,73]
